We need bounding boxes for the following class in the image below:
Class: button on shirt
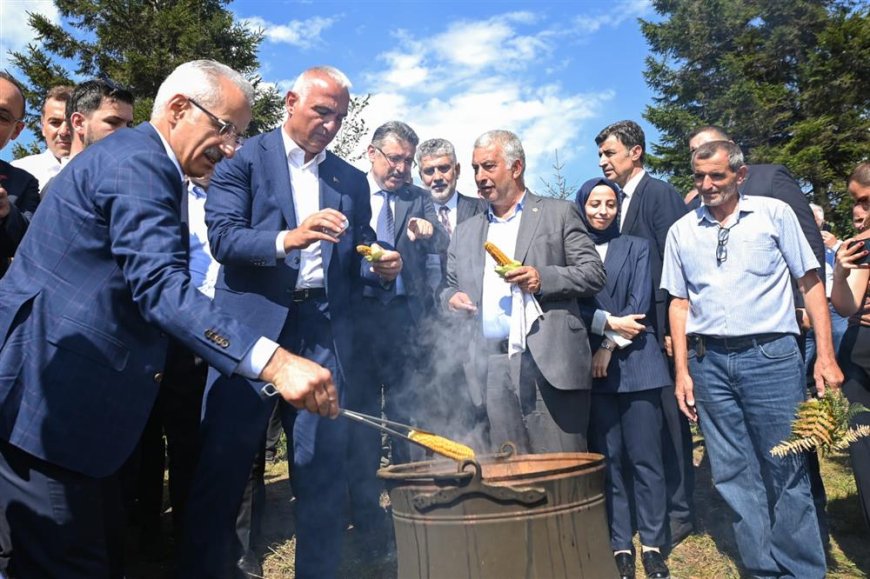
[482,194,525,339]
[279,132,327,290]
[367,173,405,295]
[661,195,819,337]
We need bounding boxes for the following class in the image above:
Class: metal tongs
[339,409,432,452]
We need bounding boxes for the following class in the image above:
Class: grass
[125,439,869,578]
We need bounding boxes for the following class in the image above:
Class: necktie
[377,190,395,243]
[438,204,452,236]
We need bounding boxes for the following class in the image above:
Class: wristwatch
[600,340,615,352]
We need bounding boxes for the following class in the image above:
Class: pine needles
[771,390,870,458]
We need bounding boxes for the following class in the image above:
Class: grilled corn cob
[356,244,385,262]
[408,430,476,461]
[484,241,521,277]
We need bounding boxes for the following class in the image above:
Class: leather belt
[289,287,326,302]
[688,332,787,355]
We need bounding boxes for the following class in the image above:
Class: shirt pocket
[741,239,779,277]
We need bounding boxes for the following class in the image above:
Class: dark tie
[377,190,395,243]
[438,205,452,236]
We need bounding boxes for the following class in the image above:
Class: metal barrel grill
[378,444,618,579]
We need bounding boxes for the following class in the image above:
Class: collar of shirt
[697,194,756,227]
[436,191,459,213]
[151,123,184,183]
[366,172,394,196]
[282,129,325,169]
[622,169,646,197]
[188,180,207,199]
[486,191,526,223]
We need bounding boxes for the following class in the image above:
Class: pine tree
[640,0,869,225]
[10,0,283,157]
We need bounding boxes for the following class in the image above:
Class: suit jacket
[620,172,688,339]
[432,193,487,298]
[579,235,671,394]
[0,160,40,277]
[366,182,449,320]
[443,192,606,405]
[687,164,824,307]
[0,123,261,477]
[206,127,377,379]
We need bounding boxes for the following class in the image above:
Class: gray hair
[474,129,525,173]
[151,60,254,120]
[371,120,419,148]
[416,138,456,166]
[290,66,352,99]
[692,140,745,173]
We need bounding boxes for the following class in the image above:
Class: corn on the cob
[408,430,475,461]
[356,244,385,262]
[484,241,513,266]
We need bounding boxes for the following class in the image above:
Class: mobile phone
[846,239,870,265]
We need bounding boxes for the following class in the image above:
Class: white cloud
[0,0,61,68]
[349,10,620,194]
[242,15,338,49]
[572,0,652,34]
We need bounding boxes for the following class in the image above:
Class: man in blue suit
[0,60,339,578]
[595,120,694,548]
[180,66,401,579]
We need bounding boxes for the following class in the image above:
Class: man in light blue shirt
[662,140,843,578]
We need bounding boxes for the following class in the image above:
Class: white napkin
[508,284,543,357]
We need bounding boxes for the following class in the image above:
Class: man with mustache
[12,85,73,195]
[444,129,605,455]
[0,60,339,578]
[181,66,400,579]
[345,121,449,555]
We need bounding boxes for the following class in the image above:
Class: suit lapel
[392,185,413,245]
[514,192,542,263]
[261,129,297,230]
[621,173,649,234]
[457,194,473,225]
[319,158,342,278]
[468,213,489,306]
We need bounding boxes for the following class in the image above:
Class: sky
[1,0,666,196]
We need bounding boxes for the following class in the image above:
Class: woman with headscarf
[576,177,672,579]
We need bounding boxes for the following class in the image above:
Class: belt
[289,287,326,302]
[688,332,787,354]
[483,338,509,355]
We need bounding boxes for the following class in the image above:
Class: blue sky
[2,0,665,196]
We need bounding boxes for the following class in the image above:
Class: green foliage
[10,0,283,143]
[641,0,870,226]
[771,390,870,457]
[538,150,577,200]
[328,94,372,162]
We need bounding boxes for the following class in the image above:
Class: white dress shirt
[11,149,64,194]
[367,172,405,295]
[482,194,526,339]
[186,181,221,299]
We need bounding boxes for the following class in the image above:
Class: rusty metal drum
[378,447,617,579]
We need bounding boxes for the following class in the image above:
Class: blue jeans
[689,334,825,578]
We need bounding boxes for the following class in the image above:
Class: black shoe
[614,552,635,579]
[641,550,670,579]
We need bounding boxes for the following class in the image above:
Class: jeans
[689,334,825,578]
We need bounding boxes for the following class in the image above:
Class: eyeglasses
[375,146,416,169]
[0,108,23,125]
[421,164,453,176]
[716,226,730,264]
[188,98,242,146]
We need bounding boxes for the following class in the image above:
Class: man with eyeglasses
[344,121,448,555]
[180,66,400,579]
[661,140,841,579]
[0,60,341,578]
[0,72,39,282]
[11,85,73,195]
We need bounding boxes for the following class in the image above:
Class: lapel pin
[532,207,539,212]
[332,176,340,184]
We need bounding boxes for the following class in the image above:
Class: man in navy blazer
[181,67,401,579]
[595,119,694,547]
[0,72,39,280]
[0,60,339,578]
